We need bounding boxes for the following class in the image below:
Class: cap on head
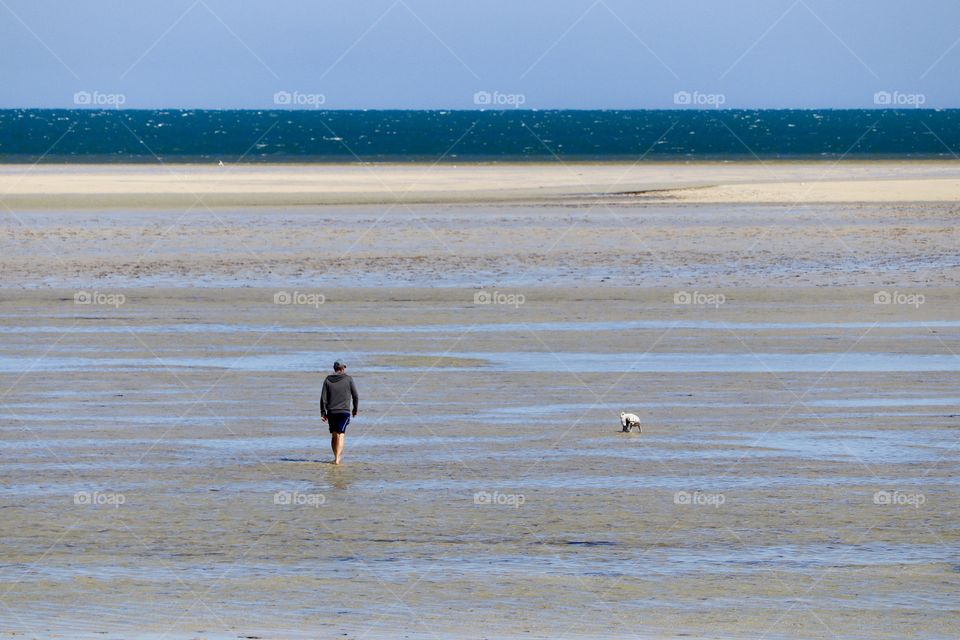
[333,360,346,371]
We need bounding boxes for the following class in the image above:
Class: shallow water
[2,350,959,374]
[1,290,958,639]
[3,319,960,333]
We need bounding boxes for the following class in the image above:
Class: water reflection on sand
[1,288,957,639]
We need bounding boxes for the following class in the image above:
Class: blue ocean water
[1,109,958,162]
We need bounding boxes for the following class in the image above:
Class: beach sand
[1,161,959,207]
[2,163,960,290]
[1,163,958,639]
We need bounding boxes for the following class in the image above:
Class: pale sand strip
[0,161,959,207]
[661,178,960,204]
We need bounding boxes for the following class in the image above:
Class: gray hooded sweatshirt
[321,373,358,417]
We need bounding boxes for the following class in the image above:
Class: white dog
[619,411,642,433]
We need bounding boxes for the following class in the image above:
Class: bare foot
[333,459,341,465]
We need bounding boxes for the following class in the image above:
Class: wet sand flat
[0,288,958,639]
[1,162,959,638]
[2,200,959,289]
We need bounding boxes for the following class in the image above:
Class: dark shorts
[327,412,351,434]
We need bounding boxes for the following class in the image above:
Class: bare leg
[330,433,337,461]
[333,433,345,465]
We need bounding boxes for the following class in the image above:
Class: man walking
[321,360,359,465]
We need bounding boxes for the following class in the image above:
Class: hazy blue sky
[3,0,958,109]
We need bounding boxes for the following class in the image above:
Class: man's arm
[320,379,329,418]
[350,378,359,416]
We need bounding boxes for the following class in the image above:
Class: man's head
[333,360,346,373]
